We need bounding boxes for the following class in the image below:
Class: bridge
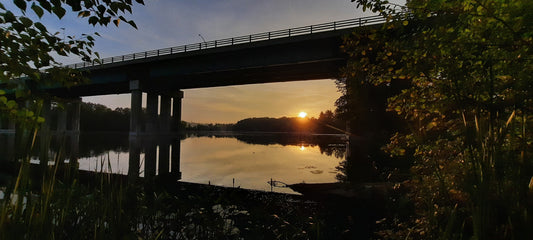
[36,14,386,136]
[1,14,387,180]
[51,15,386,97]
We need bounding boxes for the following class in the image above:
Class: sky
[9,0,399,123]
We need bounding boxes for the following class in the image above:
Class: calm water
[1,132,346,194]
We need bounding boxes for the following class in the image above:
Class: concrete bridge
[46,15,385,137]
[1,14,387,180]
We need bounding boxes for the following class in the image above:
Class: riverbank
[0,161,395,239]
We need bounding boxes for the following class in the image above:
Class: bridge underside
[47,29,350,98]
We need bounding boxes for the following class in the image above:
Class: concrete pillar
[6,132,15,161]
[128,137,141,182]
[70,98,81,133]
[146,92,159,134]
[40,99,52,167]
[160,95,171,133]
[57,107,67,133]
[172,91,184,132]
[130,80,142,135]
[0,133,15,162]
[0,115,16,134]
[67,98,81,170]
[171,141,182,180]
[1,119,16,161]
[144,140,157,179]
[158,142,170,176]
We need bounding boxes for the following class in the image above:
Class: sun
[298,111,308,118]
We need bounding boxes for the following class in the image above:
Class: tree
[339,0,533,238]
[0,0,144,130]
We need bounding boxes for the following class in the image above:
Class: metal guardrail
[65,14,387,69]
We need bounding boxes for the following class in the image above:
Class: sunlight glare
[298,111,307,118]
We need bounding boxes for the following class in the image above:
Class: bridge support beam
[39,99,52,167]
[171,141,181,179]
[145,140,157,179]
[57,107,67,133]
[67,98,81,169]
[146,92,159,134]
[130,80,142,136]
[128,137,141,182]
[54,98,81,134]
[158,143,170,176]
[160,95,171,133]
[172,91,184,132]
[69,98,81,134]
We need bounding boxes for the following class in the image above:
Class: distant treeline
[232,110,345,134]
[74,102,345,134]
[80,103,130,132]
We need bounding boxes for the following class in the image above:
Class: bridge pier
[0,112,16,162]
[171,141,182,179]
[48,98,81,168]
[160,95,171,133]
[146,92,159,134]
[159,143,170,175]
[172,91,184,132]
[39,99,52,167]
[145,139,157,179]
[57,106,68,133]
[128,137,141,182]
[130,80,143,136]
[0,118,15,162]
[127,79,183,181]
[129,80,183,136]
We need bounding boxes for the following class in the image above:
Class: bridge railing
[66,14,387,69]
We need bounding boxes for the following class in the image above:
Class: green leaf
[88,16,98,25]
[4,11,16,22]
[34,22,47,32]
[128,20,137,29]
[13,22,25,32]
[51,0,61,7]
[19,17,33,27]
[97,5,106,14]
[6,100,17,109]
[52,6,67,19]
[38,0,52,12]
[78,11,91,18]
[0,2,5,10]
[14,0,27,12]
[69,0,82,11]
[31,3,44,18]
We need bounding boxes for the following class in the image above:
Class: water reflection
[0,132,346,194]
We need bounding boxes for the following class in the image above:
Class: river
[64,132,346,194]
